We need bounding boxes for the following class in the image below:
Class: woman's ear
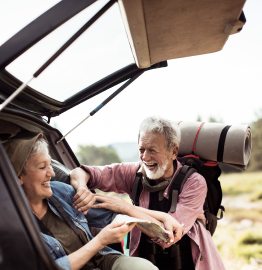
[18,175,23,185]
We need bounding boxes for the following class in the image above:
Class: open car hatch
[0,0,246,118]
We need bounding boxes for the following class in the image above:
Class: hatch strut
[56,69,145,144]
[0,0,116,112]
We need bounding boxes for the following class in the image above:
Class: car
[0,0,246,269]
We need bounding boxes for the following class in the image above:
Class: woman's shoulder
[50,181,74,190]
[50,181,76,199]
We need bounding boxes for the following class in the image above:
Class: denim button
[56,247,59,250]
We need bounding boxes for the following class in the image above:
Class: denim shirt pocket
[41,233,66,259]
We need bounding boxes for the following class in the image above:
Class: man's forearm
[93,193,162,239]
[120,203,162,238]
[70,167,90,190]
[135,206,167,221]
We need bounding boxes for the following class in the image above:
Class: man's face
[138,132,178,180]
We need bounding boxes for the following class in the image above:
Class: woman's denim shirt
[42,181,120,270]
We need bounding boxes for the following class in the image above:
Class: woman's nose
[47,166,55,177]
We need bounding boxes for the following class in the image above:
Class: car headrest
[51,160,71,185]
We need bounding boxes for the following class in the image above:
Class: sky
[0,0,261,152]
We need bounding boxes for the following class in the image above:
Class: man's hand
[91,193,133,214]
[134,206,183,247]
[70,167,90,191]
[70,168,95,215]
[160,214,183,247]
[73,186,96,215]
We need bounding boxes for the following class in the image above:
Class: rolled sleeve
[86,203,118,228]
[55,256,71,270]
[80,162,140,194]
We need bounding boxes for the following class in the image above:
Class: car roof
[0,0,246,117]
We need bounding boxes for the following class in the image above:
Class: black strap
[170,190,178,213]
[35,197,85,243]
[169,166,197,213]
[217,125,231,162]
[208,205,225,221]
[131,174,142,206]
[49,196,85,242]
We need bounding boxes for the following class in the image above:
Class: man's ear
[171,145,179,160]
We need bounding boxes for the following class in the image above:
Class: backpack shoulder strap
[131,173,142,206]
[169,165,197,213]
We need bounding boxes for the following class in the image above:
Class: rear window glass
[4,0,134,101]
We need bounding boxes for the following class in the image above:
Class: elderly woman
[4,133,159,270]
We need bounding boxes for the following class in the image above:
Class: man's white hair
[139,116,181,150]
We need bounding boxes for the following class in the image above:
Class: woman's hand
[68,220,135,270]
[72,187,96,215]
[96,220,136,248]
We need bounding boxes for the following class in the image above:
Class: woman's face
[19,149,55,203]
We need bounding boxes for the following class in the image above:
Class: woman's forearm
[67,237,104,270]
[67,220,134,270]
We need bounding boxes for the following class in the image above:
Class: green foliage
[208,116,218,123]
[196,115,202,122]
[231,231,262,262]
[76,145,121,166]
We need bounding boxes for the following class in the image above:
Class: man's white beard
[143,158,169,180]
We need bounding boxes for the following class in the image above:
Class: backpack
[130,154,225,236]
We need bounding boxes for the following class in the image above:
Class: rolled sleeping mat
[174,121,252,170]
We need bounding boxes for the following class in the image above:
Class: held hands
[71,168,94,214]
[96,220,136,248]
[73,186,96,215]
[72,187,130,215]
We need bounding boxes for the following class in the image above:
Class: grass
[238,231,262,245]
[232,244,262,262]
[225,208,262,222]
[219,171,262,196]
[231,231,262,261]
[250,189,262,202]
[215,170,262,267]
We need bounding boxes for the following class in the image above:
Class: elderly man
[70,116,225,270]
